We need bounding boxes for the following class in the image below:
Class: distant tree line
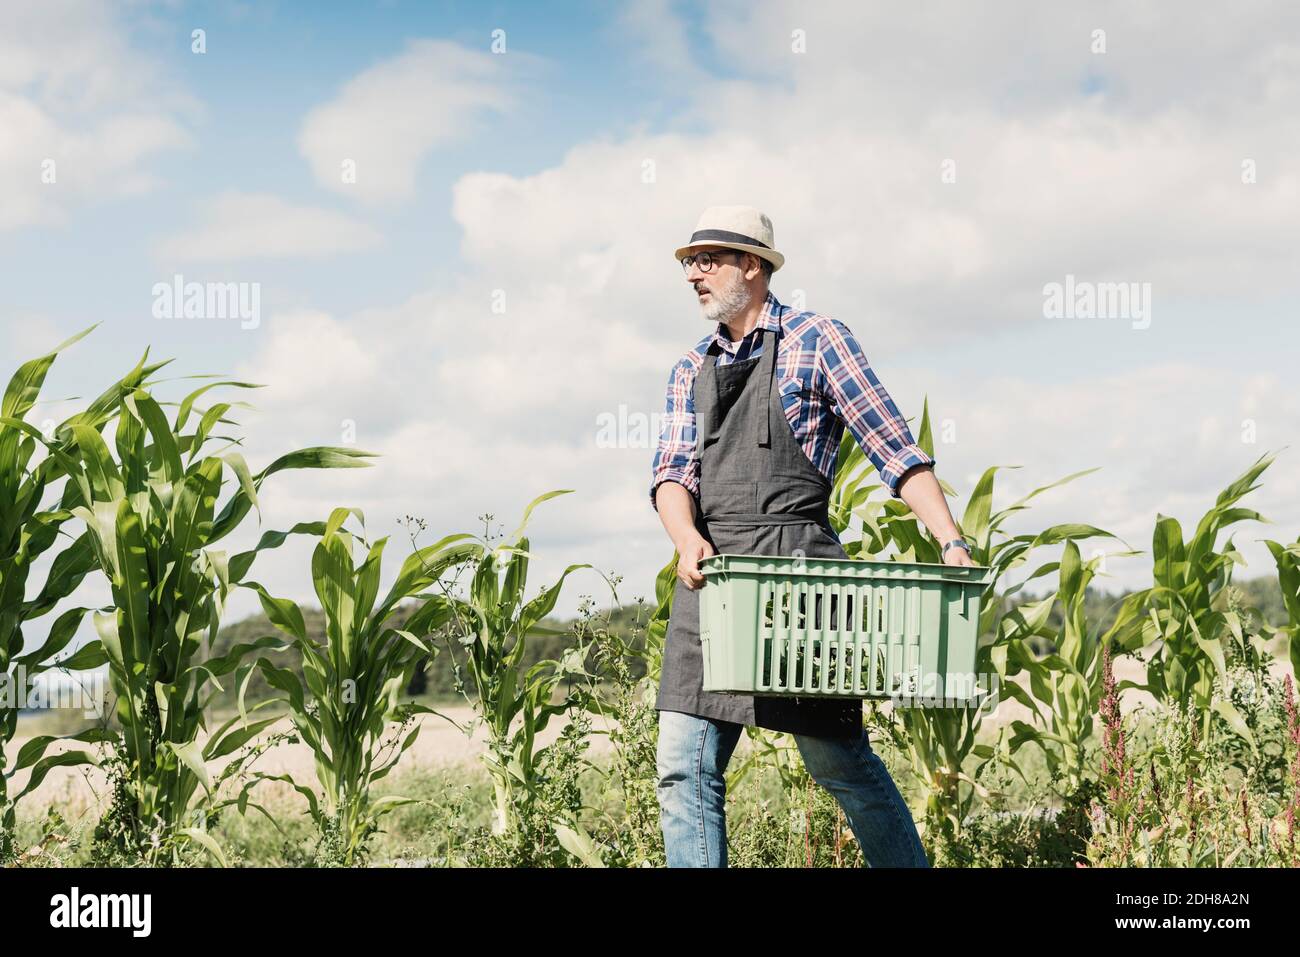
[206,575,1290,709]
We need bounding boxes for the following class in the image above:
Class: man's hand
[941,542,976,567]
[675,533,716,589]
[655,482,719,588]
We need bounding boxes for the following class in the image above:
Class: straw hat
[674,205,785,272]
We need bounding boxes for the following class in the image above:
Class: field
[3,333,1299,868]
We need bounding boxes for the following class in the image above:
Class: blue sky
[7,1,659,355]
[4,0,1299,634]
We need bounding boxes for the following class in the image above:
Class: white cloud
[178,2,1300,612]
[612,0,707,86]
[0,2,172,110]
[155,192,383,262]
[2,313,68,359]
[0,1,192,231]
[224,291,1300,617]
[696,0,1300,122]
[236,310,382,405]
[438,0,1300,358]
[298,39,519,203]
[898,363,1300,590]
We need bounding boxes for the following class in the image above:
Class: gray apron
[656,321,862,739]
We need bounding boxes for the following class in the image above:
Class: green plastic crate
[698,553,993,702]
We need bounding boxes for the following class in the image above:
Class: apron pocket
[758,478,827,516]
[700,480,758,517]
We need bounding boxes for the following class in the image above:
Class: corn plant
[243,508,481,866]
[413,491,600,863]
[641,553,674,686]
[0,329,166,861]
[21,374,374,864]
[997,540,1142,802]
[1264,533,1300,681]
[833,399,1120,856]
[1109,453,1277,735]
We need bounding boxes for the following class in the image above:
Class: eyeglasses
[680,249,743,274]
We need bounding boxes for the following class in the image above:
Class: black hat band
[687,228,770,249]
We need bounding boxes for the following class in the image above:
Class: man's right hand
[675,533,716,590]
[654,481,715,589]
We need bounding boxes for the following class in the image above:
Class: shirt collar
[709,290,784,355]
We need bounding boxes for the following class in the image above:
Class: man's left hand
[942,543,976,567]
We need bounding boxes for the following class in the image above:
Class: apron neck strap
[757,325,778,447]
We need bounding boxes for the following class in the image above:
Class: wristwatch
[941,537,971,558]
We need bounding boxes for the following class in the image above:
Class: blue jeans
[655,709,930,867]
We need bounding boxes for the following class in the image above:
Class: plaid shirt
[650,290,933,509]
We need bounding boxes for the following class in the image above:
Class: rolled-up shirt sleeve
[650,357,700,509]
[816,318,934,497]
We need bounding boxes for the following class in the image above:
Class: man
[650,205,975,868]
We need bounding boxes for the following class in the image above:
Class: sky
[3,0,1299,643]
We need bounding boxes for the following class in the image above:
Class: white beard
[699,268,753,323]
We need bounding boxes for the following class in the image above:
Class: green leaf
[961,466,1012,546]
[221,451,259,518]
[49,640,108,672]
[11,726,114,772]
[261,446,377,479]
[517,563,592,635]
[369,794,420,816]
[915,396,934,458]
[14,750,100,800]
[169,456,222,573]
[203,716,281,761]
[1152,514,1185,586]
[201,634,292,679]
[126,390,184,483]
[1,324,95,419]
[15,606,91,670]
[174,379,262,431]
[169,740,212,796]
[246,581,307,641]
[249,772,321,821]
[507,489,572,544]
[114,498,152,668]
[554,821,607,867]
[228,521,327,582]
[179,828,229,867]
[1212,700,1256,751]
[69,423,123,502]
